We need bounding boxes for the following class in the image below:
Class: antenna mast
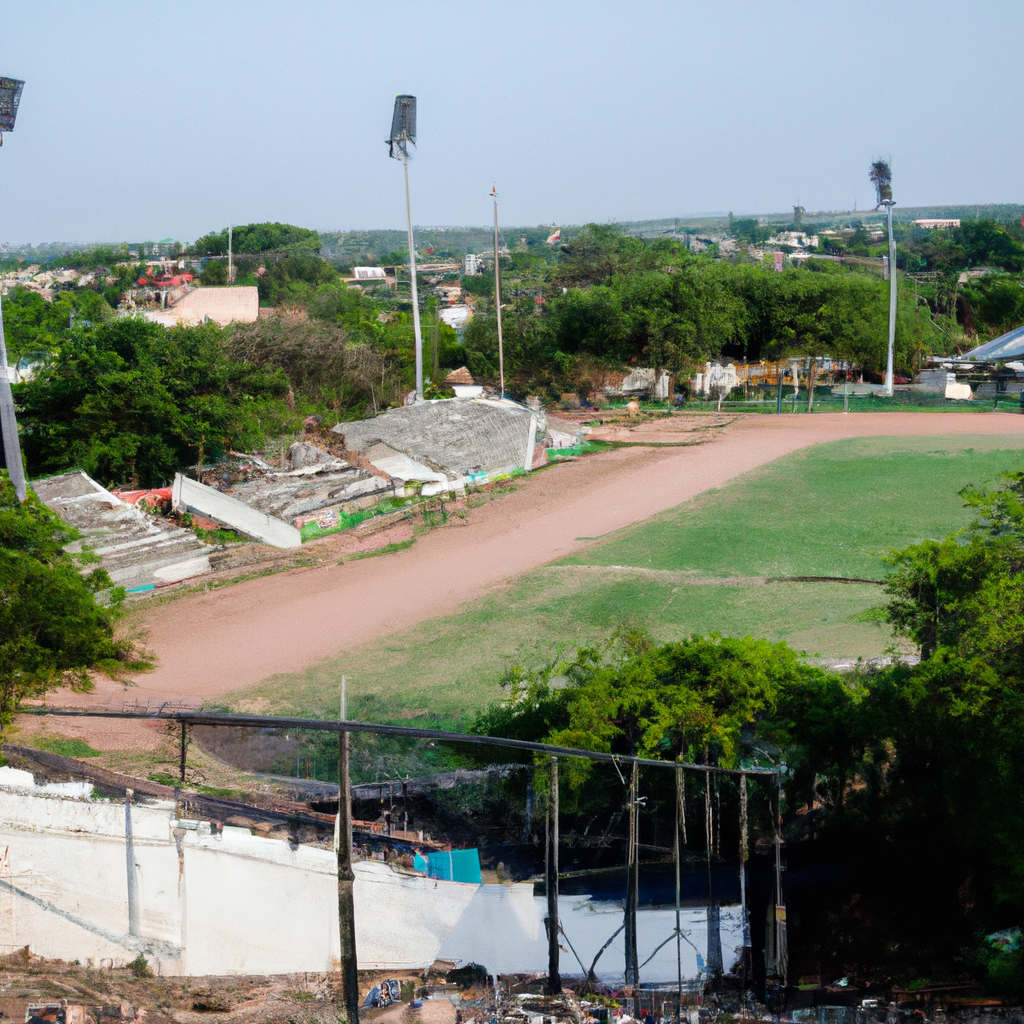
[388,95,424,403]
[491,186,505,399]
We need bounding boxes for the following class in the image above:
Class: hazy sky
[1,0,1021,243]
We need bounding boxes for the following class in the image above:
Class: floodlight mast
[491,186,505,398]
[388,95,424,403]
[0,75,26,500]
[870,159,897,397]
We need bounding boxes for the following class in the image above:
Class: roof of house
[444,366,475,386]
[962,324,1024,363]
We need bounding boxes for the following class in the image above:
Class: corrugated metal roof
[962,324,1024,362]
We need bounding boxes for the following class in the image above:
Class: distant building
[463,253,480,276]
[912,219,960,229]
[142,286,259,327]
[352,267,387,281]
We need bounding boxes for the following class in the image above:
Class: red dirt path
[59,412,1024,707]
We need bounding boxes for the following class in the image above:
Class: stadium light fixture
[870,159,897,397]
[387,95,424,403]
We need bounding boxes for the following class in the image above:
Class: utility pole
[674,767,684,1024]
[624,762,640,985]
[546,757,561,994]
[227,225,233,285]
[337,676,359,1023]
[491,186,505,398]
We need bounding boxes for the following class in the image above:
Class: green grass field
[224,435,1024,729]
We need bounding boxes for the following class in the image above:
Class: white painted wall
[0,788,476,975]
[0,787,733,983]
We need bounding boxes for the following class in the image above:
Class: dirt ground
[38,411,1024,717]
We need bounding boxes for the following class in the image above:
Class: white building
[463,253,480,276]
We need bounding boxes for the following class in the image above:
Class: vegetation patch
[34,736,101,758]
[345,538,415,561]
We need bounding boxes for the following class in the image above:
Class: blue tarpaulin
[413,848,482,884]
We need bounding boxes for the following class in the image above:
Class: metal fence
[13,706,785,1023]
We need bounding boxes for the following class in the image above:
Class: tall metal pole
[227,225,233,285]
[546,757,561,994]
[337,677,359,1023]
[492,187,505,399]
[0,86,27,503]
[883,201,897,396]
[0,285,26,500]
[403,154,424,402]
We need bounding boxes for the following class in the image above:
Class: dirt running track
[66,413,1024,706]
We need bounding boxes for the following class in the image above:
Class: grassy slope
[224,435,1023,728]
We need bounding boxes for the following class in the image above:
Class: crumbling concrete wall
[335,397,536,485]
[32,472,211,590]
[172,474,301,549]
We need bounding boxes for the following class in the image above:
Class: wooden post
[546,757,561,994]
[674,766,683,1024]
[179,722,187,783]
[338,726,360,1023]
[739,773,749,1007]
[624,762,639,985]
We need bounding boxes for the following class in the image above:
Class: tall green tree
[0,474,148,738]
[15,316,289,487]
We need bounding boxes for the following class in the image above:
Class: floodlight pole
[401,151,424,402]
[882,200,897,396]
[0,134,26,501]
[492,187,505,398]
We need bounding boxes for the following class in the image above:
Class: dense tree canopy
[470,470,1024,981]
[190,222,321,256]
[0,474,147,738]
[15,317,289,487]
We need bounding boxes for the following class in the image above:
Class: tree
[475,629,836,769]
[15,316,289,487]
[190,222,321,257]
[0,474,148,738]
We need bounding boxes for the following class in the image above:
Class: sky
[1,0,1021,244]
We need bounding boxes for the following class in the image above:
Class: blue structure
[413,847,482,884]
